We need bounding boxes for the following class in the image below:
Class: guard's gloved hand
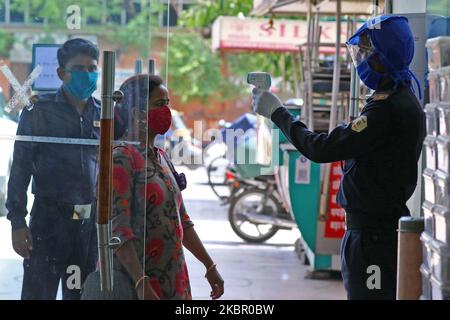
[251,88,284,119]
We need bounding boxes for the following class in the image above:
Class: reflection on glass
[0,0,164,300]
[0,0,219,301]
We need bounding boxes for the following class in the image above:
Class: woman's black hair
[114,74,165,139]
[57,38,99,68]
[148,74,164,97]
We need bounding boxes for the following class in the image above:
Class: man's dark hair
[57,38,99,68]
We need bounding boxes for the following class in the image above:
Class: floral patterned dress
[111,145,193,300]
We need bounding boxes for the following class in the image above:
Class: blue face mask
[356,57,386,91]
[63,69,98,100]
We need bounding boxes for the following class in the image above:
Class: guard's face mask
[346,32,386,90]
[63,69,99,101]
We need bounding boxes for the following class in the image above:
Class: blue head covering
[347,15,421,98]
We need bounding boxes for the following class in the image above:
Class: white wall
[392,0,426,14]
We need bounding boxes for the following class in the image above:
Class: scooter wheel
[228,188,281,243]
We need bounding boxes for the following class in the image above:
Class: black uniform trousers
[21,198,97,300]
[340,226,398,300]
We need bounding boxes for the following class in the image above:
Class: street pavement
[181,165,345,300]
[0,165,345,300]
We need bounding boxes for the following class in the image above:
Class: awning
[252,0,386,16]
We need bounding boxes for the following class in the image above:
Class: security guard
[252,15,426,299]
[6,38,102,300]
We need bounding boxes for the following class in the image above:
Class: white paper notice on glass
[32,44,62,91]
[295,155,310,184]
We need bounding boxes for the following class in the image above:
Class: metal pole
[312,11,321,66]
[306,0,312,46]
[97,51,115,292]
[148,59,155,75]
[385,0,393,14]
[297,48,308,123]
[373,0,379,15]
[134,59,143,75]
[319,0,342,217]
[306,0,314,130]
[147,0,152,62]
[349,64,358,120]
[349,15,360,120]
[329,0,342,132]
[291,53,301,100]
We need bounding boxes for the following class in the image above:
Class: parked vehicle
[206,154,231,202]
[227,171,297,243]
[204,113,258,201]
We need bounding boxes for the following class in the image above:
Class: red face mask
[148,106,172,135]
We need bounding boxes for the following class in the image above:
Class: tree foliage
[4,0,299,104]
[164,32,238,104]
[180,0,254,29]
[165,0,297,105]
[0,30,14,58]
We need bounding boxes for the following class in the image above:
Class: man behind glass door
[6,38,101,300]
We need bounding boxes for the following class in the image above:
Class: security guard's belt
[345,211,403,230]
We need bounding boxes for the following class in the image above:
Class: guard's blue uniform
[271,86,426,299]
[6,88,101,300]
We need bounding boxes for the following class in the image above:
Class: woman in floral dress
[111,74,224,300]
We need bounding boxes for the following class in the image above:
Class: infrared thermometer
[247,72,272,91]
[247,72,273,168]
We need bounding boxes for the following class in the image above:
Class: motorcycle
[227,170,298,243]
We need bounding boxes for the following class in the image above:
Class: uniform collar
[55,87,101,109]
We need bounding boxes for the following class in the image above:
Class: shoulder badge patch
[351,115,368,132]
[29,95,39,104]
[372,92,392,101]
